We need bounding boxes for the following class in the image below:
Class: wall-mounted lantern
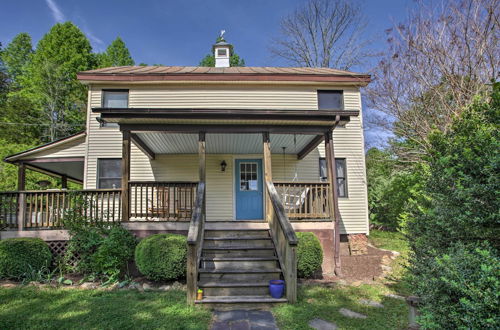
[220,160,227,172]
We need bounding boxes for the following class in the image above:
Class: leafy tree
[18,22,94,141]
[1,33,33,86]
[406,83,500,328]
[0,95,41,144]
[199,36,245,67]
[0,43,9,105]
[97,37,134,67]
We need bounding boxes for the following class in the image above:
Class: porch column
[17,162,26,191]
[325,129,342,276]
[121,130,131,222]
[262,132,273,222]
[61,175,68,189]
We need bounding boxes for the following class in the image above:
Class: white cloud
[45,0,66,23]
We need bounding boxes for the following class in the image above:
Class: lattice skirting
[46,240,79,268]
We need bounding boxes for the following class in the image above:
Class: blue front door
[235,159,263,220]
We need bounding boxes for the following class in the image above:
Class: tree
[0,43,9,105]
[97,37,135,67]
[406,84,500,328]
[1,33,33,86]
[270,0,370,69]
[19,22,94,141]
[199,36,245,67]
[367,0,499,161]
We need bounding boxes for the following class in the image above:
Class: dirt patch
[340,246,394,283]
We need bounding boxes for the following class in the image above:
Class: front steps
[195,225,287,306]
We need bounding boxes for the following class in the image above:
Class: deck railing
[0,190,122,229]
[274,182,330,220]
[186,181,206,305]
[265,180,298,303]
[129,181,198,221]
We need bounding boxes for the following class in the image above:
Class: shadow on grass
[0,287,211,330]
[273,284,408,330]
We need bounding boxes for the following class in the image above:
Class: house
[0,38,370,305]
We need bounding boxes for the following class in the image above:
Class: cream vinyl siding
[84,84,368,233]
[19,137,86,159]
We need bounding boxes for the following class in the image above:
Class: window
[240,162,258,191]
[217,49,227,56]
[101,90,128,127]
[97,159,121,189]
[318,90,343,110]
[102,90,128,108]
[319,158,348,197]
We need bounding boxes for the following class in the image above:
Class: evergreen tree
[1,33,33,86]
[98,37,135,67]
[19,22,94,141]
[199,36,245,67]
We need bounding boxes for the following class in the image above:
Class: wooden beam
[198,132,206,184]
[18,162,26,191]
[120,124,332,135]
[325,129,342,276]
[297,135,324,160]
[121,130,131,222]
[131,133,155,160]
[263,132,273,222]
[61,176,68,189]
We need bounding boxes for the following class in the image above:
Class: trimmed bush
[296,232,323,278]
[135,234,187,281]
[0,238,52,280]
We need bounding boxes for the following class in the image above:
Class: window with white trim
[319,157,348,197]
[97,159,121,189]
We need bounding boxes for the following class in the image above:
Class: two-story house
[1,39,370,305]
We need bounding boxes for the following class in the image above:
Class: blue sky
[0,0,415,147]
[1,0,414,70]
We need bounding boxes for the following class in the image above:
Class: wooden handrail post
[325,129,342,276]
[263,132,273,222]
[61,175,68,189]
[17,192,26,231]
[17,162,26,191]
[121,130,131,222]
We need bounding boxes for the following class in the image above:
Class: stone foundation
[347,234,368,255]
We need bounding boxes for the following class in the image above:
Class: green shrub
[296,232,323,278]
[0,238,52,280]
[65,225,137,281]
[413,244,500,329]
[135,234,187,281]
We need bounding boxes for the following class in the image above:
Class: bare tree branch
[270,0,372,70]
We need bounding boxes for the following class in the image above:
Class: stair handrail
[265,180,298,303]
[186,181,205,305]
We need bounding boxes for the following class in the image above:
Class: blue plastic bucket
[269,280,285,298]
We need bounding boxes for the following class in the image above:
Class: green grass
[273,284,408,330]
[273,230,412,329]
[0,287,211,330]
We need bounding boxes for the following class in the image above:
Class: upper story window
[102,89,128,108]
[318,90,343,110]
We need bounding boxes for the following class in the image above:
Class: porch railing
[0,190,122,229]
[274,182,330,220]
[129,181,198,221]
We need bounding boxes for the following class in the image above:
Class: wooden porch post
[325,129,342,276]
[17,162,26,191]
[121,130,131,222]
[198,132,206,213]
[263,132,273,222]
[61,175,68,189]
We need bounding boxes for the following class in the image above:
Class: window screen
[319,158,347,197]
[102,90,128,108]
[318,90,343,110]
[97,159,121,189]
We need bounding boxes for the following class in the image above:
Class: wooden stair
[195,226,287,305]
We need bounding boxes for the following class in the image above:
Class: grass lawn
[273,230,411,329]
[0,287,211,330]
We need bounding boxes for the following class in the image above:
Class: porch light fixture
[220,160,227,172]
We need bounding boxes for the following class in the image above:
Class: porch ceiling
[135,132,318,155]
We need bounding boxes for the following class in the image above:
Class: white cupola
[213,30,231,68]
